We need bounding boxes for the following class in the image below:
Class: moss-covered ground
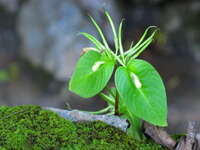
[0,105,168,150]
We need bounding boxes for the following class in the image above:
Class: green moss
[0,105,168,150]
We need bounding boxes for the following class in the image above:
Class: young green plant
[69,12,168,140]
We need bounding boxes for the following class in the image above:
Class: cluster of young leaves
[69,12,168,140]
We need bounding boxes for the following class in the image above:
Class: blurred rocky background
[0,0,199,134]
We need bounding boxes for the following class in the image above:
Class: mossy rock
[0,105,167,150]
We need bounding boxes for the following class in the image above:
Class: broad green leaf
[69,50,115,98]
[115,59,167,126]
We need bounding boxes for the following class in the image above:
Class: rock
[131,0,164,5]
[130,0,197,5]
[124,2,200,60]
[45,107,128,132]
[161,2,200,60]
[18,0,120,81]
[76,0,121,42]
[164,22,200,134]
[18,0,88,80]
[0,7,19,68]
[0,29,18,68]
[0,0,19,12]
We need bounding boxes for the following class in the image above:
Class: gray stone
[76,0,121,42]
[0,0,19,12]
[161,2,200,62]
[131,0,164,4]
[18,0,89,80]
[45,107,128,132]
[0,7,19,68]
[127,2,200,61]
[18,0,120,81]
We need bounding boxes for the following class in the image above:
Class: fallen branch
[144,121,200,150]
[144,121,176,149]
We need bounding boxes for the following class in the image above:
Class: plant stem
[109,50,126,67]
[100,92,115,105]
[114,91,119,116]
[89,106,111,115]
[126,110,143,140]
